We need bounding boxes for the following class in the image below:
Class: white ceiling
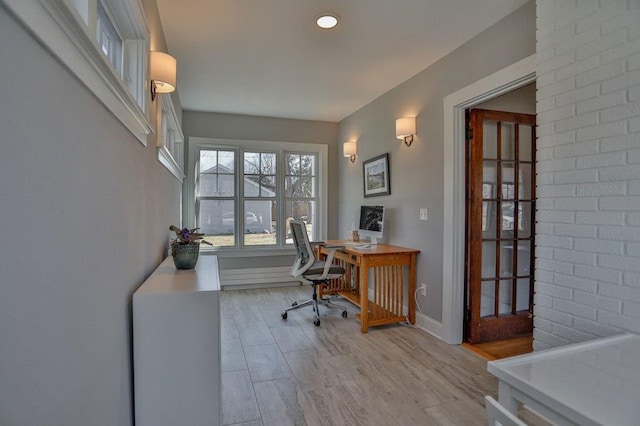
[156,0,530,122]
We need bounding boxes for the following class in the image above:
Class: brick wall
[535,0,640,350]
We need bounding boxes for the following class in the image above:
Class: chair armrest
[319,245,344,278]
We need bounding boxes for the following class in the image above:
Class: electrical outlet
[419,208,428,221]
[419,283,427,296]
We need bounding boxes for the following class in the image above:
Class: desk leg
[408,254,416,325]
[360,258,369,333]
[498,382,518,415]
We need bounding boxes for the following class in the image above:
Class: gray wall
[0,3,181,425]
[337,1,535,322]
[534,1,640,350]
[475,82,536,114]
[182,111,340,265]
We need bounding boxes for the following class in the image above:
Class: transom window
[96,1,123,73]
[189,139,327,250]
[6,0,153,144]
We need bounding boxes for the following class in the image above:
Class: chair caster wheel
[342,311,348,318]
[281,312,288,320]
[314,319,321,326]
[291,302,298,307]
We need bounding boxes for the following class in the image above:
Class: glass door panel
[483,120,498,158]
[481,241,497,278]
[519,125,533,161]
[518,202,533,238]
[517,278,531,311]
[499,279,513,315]
[517,241,532,275]
[519,164,533,200]
[501,202,515,237]
[481,281,496,317]
[501,122,516,160]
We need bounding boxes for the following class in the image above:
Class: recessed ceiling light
[315,13,339,29]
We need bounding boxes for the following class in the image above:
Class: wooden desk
[488,333,640,425]
[317,240,419,333]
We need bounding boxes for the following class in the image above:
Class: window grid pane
[284,153,318,243]
[244,152,277,198]
[196,149,237,246]
[97,2,122,73]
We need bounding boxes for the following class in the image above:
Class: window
[157,95,185,181]
[189,138,327,250]
[3,0,153,144]
[96,2,122,74]
[285,153,318,243]
[243,152,277,246]
[196,150,237,246]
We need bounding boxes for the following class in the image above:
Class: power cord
[402,286,424,328]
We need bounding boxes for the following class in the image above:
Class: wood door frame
[436,54,536,344]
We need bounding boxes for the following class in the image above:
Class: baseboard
[221,281,300,291]
[414,312,444,340]
[220,266,297,288]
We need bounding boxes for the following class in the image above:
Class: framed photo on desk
[363,153,390,197]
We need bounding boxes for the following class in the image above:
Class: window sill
[158,146,185,181]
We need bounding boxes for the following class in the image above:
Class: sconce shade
[150,51,177,94]
[396,117,416,146]
[343,141,357,157]
[343,141,357,163]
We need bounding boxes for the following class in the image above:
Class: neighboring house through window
[188,138,328,250]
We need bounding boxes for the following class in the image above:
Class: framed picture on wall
[363,153,390,197]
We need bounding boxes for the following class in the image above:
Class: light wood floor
[463,336,533,361]
[220,286,545,426]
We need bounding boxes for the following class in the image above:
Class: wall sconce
[396,117,416,146]
[343,141,357,163]
[150,51,177,101]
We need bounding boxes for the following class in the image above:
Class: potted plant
[169,225,212,270]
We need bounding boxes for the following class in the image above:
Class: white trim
[220,266,298,287]
[2,0,153,145]
[414,312,444,339]
[158,146,184,181]
[186,136,329,247]
[441,54,536,344]
[157,94,185,181]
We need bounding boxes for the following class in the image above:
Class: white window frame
[96,1,122,73]
[2,0,153,145]
[157,94,184,181]
[187,137,329,256]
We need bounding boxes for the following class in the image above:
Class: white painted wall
[0,3,181,424]
[534,1,640,350]
[337,2,535,324]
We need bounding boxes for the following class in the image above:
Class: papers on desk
[345,242,371,249]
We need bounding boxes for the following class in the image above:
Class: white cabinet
[133,256,221,426]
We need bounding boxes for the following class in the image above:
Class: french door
[465,109,536,343]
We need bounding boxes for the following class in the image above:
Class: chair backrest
[485,396,526,426]
[290,220,315,278]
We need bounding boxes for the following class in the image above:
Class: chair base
[281,283,348,326]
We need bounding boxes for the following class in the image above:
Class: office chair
[281,220,348,326]
[485,396,527,426]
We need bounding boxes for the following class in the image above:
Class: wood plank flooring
[220,286,544,425]
[462,336,533,361]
